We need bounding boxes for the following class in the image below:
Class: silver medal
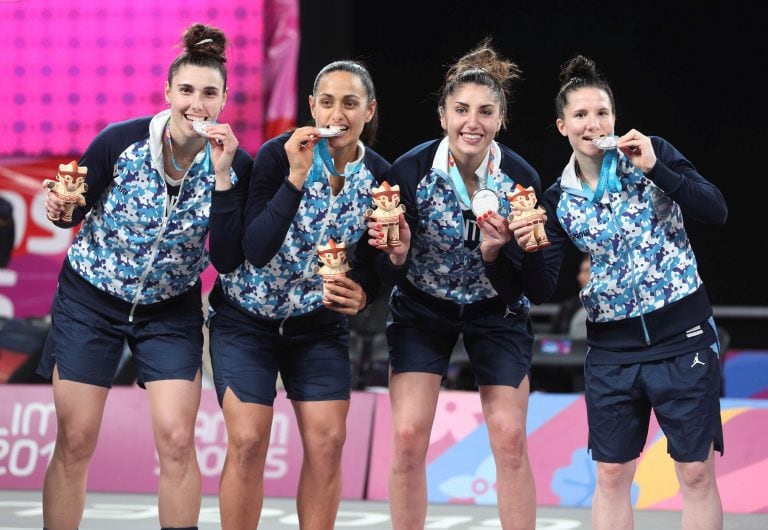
[317,126,343,137]
[470,188,500,217]
[592,135,619,150]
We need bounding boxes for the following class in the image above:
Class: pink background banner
[0,386,376,499]
[0,1,266,158]
[367,391,768,514]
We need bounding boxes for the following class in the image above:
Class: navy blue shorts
[386,288,533,387]
[585,346,724,463]
[37,284,203,388]
[208,300,351,406]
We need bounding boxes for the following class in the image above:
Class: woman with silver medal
[378,39,549,530]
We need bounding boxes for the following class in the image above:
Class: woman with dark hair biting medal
[207,59,403,529]
[36,23,252,530]
[378,38,547,530]
[530,54,727,530]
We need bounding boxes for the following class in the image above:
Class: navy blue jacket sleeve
[489,145,552,305]
[348,149,391,305]
[646,136,727,225]
[374,142,427,287]
[53,117,151,229]
[240,134,305,268]
[533,181,575,304]
[208,147,254,273]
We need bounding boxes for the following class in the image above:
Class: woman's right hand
[508,208,547,252]
[284,126,322,189]
[44,190,65,221]
[368,213,410,267]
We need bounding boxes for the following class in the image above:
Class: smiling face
[309,70,376,152]
[556,87,615,159]
[439,82,503,168]
[165,64,227,140]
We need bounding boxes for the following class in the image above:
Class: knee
[305,427,346,464]
[597,462,635,491]
[487,421,527,466]
[392,424,430,468]
[677,461,715,492]
[227,430,270,471]
[156,424,196,464]
[55,427,98,464]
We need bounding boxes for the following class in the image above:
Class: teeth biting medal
[592,135,619,150]
[317,126,343,137]
[192,120,223,144]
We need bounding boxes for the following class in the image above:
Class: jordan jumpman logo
[691,352,706,368]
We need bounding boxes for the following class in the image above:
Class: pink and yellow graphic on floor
[0,386,764,513]
[366,392,768,513]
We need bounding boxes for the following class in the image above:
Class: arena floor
[2,490,767,529]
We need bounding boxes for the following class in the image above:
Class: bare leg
[592,460,636,530]
[676,446,723,530]
[479,378,536,530]
[43,367,109,530]
[218,388,274,530]
[292,399,350,530]
[387,371,442,530]
[146,372,202,528]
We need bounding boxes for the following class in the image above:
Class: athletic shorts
[386,287,533,388]
[208,301,351,406]
[36,283,203,388]
[585,346,724,462]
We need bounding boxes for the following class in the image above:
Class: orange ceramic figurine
[316,239,351,305]
[42,160,88,222]
[364,181,406,248]
[507,183,550,252]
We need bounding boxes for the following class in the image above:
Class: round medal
[592,135,619,150]
[470,188,500,217]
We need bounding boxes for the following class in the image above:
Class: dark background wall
[298,1,766,343]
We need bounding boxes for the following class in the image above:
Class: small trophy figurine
[364,181,406,248]
[507,183,550,252]
[42,160,88,222]
[316,239,351,305]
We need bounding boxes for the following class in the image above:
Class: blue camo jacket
[388,138,544,305]
[60,110,252,305]
[217,134,390,319]
[539,136,727,350]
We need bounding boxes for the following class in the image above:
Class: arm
[208,147,253,273]
[514,182,572,305]
[619,132,727,225]
[347,152,393,307]
[52,119,150,228]
[497,146,563,305]
[373,151,420,286]
[240,135,306,267]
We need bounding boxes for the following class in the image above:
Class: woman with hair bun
[534,54,727,529]
[37,23,252,530]
[380,39,546,529]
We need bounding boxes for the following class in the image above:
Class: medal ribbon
[316,138,364,177]
[447,147,497,208]
[591,148,622,203]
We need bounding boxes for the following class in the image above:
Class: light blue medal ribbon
[591,148,622,203]
[447,149,498,208]
[316,138,364,177]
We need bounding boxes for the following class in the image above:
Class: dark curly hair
[167,23,228,90]
[555,55,615,119]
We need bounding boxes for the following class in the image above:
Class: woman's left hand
[204,122,239,190]
[477,210,512,262]
[617,129,656,174]
[323,275,367,316]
